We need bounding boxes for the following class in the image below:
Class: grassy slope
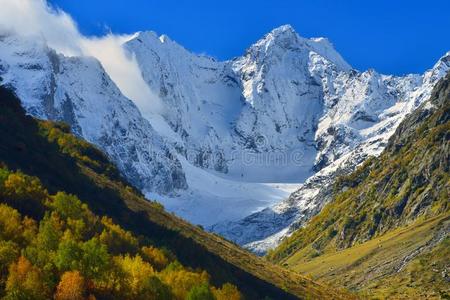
[0,86,353,300]
[287,214,449,298]
[363,236,450,299]
[268,74,450,298]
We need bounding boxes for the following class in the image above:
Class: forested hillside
[0,87,241,299]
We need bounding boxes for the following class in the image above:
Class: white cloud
[0,0,164,115]
[80,35,165,115]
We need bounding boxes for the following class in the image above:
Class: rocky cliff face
[0,26,448,243]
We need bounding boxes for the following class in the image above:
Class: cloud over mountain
[0,0,163,114]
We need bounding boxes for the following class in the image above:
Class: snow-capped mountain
[212,50,450,254]
[0,25,448,246]
[121,25,351,183]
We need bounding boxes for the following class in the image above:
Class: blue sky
[49,0,450,75]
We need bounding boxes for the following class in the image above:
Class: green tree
[187,283,216,300]
[50,192,86,220]
[79,238,110,280]
[0,167,10,186]
[24,213,63,269]
[139,275,172,300]
[36,213,63,252]
[54,239,83,272]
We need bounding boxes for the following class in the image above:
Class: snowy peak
[260,24,300,48]
[435,51,450,67]
[245,24,351,72]
[132,31,179,49]
[425,51,450,83]
[129,30,218,64]
[213,38,449,253]
[271,24,297,36]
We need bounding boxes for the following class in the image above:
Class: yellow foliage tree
[99,217,139,255]
[3,172,48,203]
[21,216,38,245]
[54,271,86,300]
[5,256,49,300]
[0,204,23,242]
[141,246,169,270]
[212,283,242,300]
[160,267,210,300]
[114,254,154,297]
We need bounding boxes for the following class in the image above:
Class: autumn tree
[4,256,49,300]
[0,164,242,300]
[54,271,86,300]
[212,283,242,300]
[21,216,38,246]
[99,217,138,255]
[161,263,210,300]
[0,240,19,290]
[113,254,154,297]
[2,172,47,217]
[0,204,23,243]
[141,246,170,271]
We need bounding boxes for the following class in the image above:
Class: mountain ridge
[1,24,448,239]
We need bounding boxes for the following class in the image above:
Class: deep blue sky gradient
[49,0,450,75]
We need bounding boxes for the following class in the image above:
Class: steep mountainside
[0,86,354,299]
[1,25,448,233]
[266,73,450,298]
[214,52,449,253]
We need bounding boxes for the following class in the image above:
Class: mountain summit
[249,24,351,71]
